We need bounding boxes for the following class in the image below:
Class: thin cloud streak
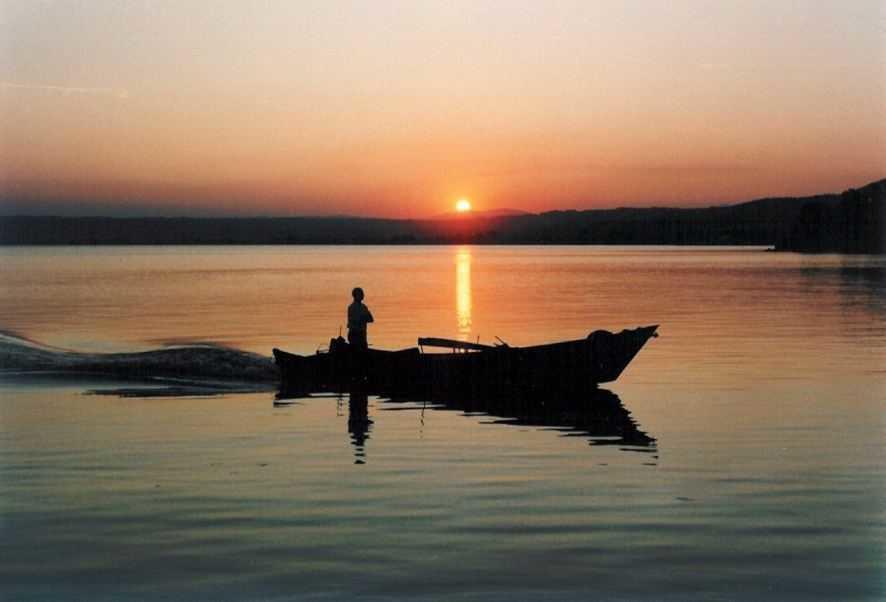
[1,82,129,99]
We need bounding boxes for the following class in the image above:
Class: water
[1,245,884,600]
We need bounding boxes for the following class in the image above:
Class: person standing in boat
[347,287,374,350]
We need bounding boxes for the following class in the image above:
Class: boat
[273,325,658,396]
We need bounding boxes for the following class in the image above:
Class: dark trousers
[348,331,368,351]
[347,331,368,382]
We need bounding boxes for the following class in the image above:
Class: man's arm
[364,306,374,323]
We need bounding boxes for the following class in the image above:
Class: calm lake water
[1,245,884,600]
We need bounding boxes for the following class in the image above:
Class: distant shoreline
[1,179,882,252]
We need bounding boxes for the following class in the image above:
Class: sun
[455,198,472,213]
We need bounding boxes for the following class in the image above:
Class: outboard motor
[329,336,348,354]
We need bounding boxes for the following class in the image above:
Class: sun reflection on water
[456,247,472,340]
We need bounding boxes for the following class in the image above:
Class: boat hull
[273,325,658,396]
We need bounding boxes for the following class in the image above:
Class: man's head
[352,287,364,302]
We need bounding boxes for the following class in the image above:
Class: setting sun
[455,199,472,213]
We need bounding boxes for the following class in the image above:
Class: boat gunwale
[274,324,659,360]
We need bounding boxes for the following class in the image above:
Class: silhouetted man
[347,287,374,350]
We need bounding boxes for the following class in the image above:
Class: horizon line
[1,176,883,220]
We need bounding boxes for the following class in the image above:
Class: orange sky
[1,1,884,217]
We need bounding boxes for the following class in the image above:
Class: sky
[1,0,884,218]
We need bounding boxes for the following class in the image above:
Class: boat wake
[0,332,278,396]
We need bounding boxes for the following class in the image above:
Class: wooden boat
[273,325,658,396]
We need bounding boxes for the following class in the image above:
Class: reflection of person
[347,287,374,350]
[348,388,372,465]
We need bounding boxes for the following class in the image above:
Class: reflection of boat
[272,325,658,396]
[273,385,655,460]
[385,387,655,450]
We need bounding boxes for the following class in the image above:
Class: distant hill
[774,179,884,253]
[432,208,533,220]
[1,179,883,252]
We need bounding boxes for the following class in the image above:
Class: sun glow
[455,199,472,213]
